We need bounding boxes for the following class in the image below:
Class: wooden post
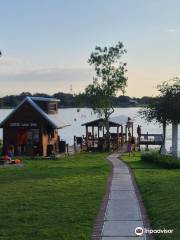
[86,126,88,138]
[125,125,127,142]
[121,125,123,145]
[92,126,94,146]
[74,136,77,152]
[117,126,119,149]
[132,122,134,137]
[98,126,100,147]
[66,143,69,155]
[86,126,88,150]
[146,132,149,151]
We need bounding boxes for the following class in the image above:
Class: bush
[141,151,180,169]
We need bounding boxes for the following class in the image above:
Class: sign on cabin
[9,123,38,127]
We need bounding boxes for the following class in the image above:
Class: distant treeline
[0,92,153,108]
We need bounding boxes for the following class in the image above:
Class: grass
[0,152,110,240]
[121,152,180,240]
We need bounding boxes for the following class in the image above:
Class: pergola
[81,115,133,151]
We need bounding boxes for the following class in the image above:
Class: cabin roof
[0,97,69,129]
[110,115,131,125]
[31,97,60,102]
[82,115,131,127]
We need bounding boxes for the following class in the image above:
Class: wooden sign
[9,122,38,127]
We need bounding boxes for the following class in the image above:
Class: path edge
[126,160,155,240]
[91,155,113,240]
[91,151,155,240]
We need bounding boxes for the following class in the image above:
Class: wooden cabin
[81,115,133,151]
[0,97,69,156]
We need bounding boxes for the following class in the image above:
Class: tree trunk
[104,115,110,151]
[103,108,114,152]
[172,122,178,157]
[160,122,167,154]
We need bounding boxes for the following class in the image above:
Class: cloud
[0,56,50,75]
[0,55,95,95]
[165,28,177,33]
[0,67,94,96]
[0,67,94,82]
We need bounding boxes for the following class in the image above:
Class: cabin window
[27,129,39,145]
[49,103,57,112]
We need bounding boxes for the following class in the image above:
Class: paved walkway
[101,152,146,240]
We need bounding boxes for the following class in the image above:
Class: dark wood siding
[3,101,49,128]
[2,100,60,156]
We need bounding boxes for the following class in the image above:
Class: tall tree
[139,96,170,154]
[84,42,127,150]
[140,77,180,155]
[158,78,180,156]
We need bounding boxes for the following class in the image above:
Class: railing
[139,133,163,145]
[74,135,126,151]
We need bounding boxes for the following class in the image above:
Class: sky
[0,0,180,97]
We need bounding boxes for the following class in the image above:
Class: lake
[0,108,179,151]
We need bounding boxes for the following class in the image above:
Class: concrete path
[101,152,146,240]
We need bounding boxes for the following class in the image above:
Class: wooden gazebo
[81,115,133,151]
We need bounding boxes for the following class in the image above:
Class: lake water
[0,108,179,151]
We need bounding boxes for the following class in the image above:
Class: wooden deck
[138,133,163,150]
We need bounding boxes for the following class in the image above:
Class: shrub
[141,151,180,169]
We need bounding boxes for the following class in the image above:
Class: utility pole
[70,84,73,95]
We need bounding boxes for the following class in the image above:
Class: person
[7,145,14,158]
[137,125,141,135]
[137,125,141,151]
[127,137,132,156]
[2,155,12,163]
[131,136,136,156]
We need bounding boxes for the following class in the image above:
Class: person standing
[127,133,132,156]
[137,125,141,137]
[131,136,136,156]
[137,125,141,151]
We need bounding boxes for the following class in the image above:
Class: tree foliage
[139,77,180,154]
[139,96,170,126]
[85,42,127,119]
[157,77,180,124]
[0,92,153,109]
[140,77,180,125]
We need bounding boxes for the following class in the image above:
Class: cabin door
[18,129,39,155]
[26,129,40,155]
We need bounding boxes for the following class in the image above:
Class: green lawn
[121,152,180,240]
[0,152,110,240]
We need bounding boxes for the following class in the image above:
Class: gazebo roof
[82,115,131,127]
